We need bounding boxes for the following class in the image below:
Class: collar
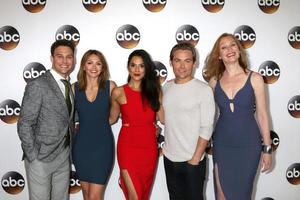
[50,68,70,82]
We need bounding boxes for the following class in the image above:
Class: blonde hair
[204,33,249,81]
[77,50,110,90]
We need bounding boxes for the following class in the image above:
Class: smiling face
[84,54,102,79]
[218,36,241,65]
[128,55,146,82]
[170,49,195,84]
[51,45,74,78]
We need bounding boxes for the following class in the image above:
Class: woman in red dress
[110,49,163,200]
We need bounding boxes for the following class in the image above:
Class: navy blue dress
[213,72,262,200]
[72,81,114,184]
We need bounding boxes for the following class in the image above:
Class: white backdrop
[0,0,300,199]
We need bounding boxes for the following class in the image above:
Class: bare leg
[80,181,90,200]
[214,164,226,200]
[120,169,138,200]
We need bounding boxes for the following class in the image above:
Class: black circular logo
[69,170,81,194]
[0,99,21,124]
[22,0,46,13]
[143,0,167,12]
[261,198,274,200]
[82,0,106,12]
[288,26,300,49]
[270,130,279,152]
[0,26,20,50]
[116,24,140,49]
[55,25,80,46]
[286,163,300,185]
[258,0,280,14]
[258,60,280,84]
[234,25,256,49]
[202,68,210,82]
[23,62,46,82]
[287,95,300,118]
[176,24,199,46]
[1,171,25,195]
[201,0,225,13]
[205,139,213,155]
[154,61,168,84]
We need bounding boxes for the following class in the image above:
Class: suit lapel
[45,71,69,119]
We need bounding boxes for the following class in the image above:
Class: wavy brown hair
[204,33,249,81]
[77,50,110,90]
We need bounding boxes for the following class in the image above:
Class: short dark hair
[169,42,197,63]
[50,40,75,56]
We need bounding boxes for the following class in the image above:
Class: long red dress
[117,84,158,200]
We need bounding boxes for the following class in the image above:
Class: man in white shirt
[162,42,215,200]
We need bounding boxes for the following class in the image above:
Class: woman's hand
[261,153,272,173]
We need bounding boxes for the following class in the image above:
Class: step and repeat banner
[0,0,299,199]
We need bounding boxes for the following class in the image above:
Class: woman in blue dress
[72,50,116,200]
[204,33,272,200]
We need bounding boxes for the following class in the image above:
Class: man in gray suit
[17,40,75,200]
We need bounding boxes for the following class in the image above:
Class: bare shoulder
[250,71,265,90]
[208,76,217,89]
[109,80,117,89]
[111,85,124,98]
[251,71,264,83]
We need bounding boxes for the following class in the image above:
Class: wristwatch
[262,144,272,154]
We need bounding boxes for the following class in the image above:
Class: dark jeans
[164,156,206,200]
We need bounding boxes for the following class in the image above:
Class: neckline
[126,84,141,93]
[85,88,99,103]
[219,71,252,101]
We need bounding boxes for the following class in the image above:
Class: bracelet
[262,144,272,154]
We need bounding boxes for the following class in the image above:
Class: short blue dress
[72,81,114,184]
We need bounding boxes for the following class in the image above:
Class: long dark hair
[127,49,161,112]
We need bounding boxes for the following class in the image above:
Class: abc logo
[258,0,280,14]
[202,68,210,82]
[201,0,225,13]
[288,26,300,49]
[157,132,164,149]
[154,61,168,84]
[55,25,80,46]
[205,139,213,155]
[0,99,21,124]
[22,0,46,13]
[287,95,300,118]
[286,163,300,185]
[143,0,167,12]
[176,25,200,46]
[157,132,164,156]
[261,198,274,200]
[258,60,280,84]
[116,24,140,49]
[1,171,25,194]
[82,0,106,12]
[69,170,81,194]
[23,62,46,82]
[234,25,256,49]
[0,26,20,50]
[270,130,279,151]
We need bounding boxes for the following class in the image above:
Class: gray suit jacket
[17,70,74,162]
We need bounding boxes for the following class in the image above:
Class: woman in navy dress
[204,33,272,200]
[72,50,116,200]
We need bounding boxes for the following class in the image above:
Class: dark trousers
[164,156,206,200]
